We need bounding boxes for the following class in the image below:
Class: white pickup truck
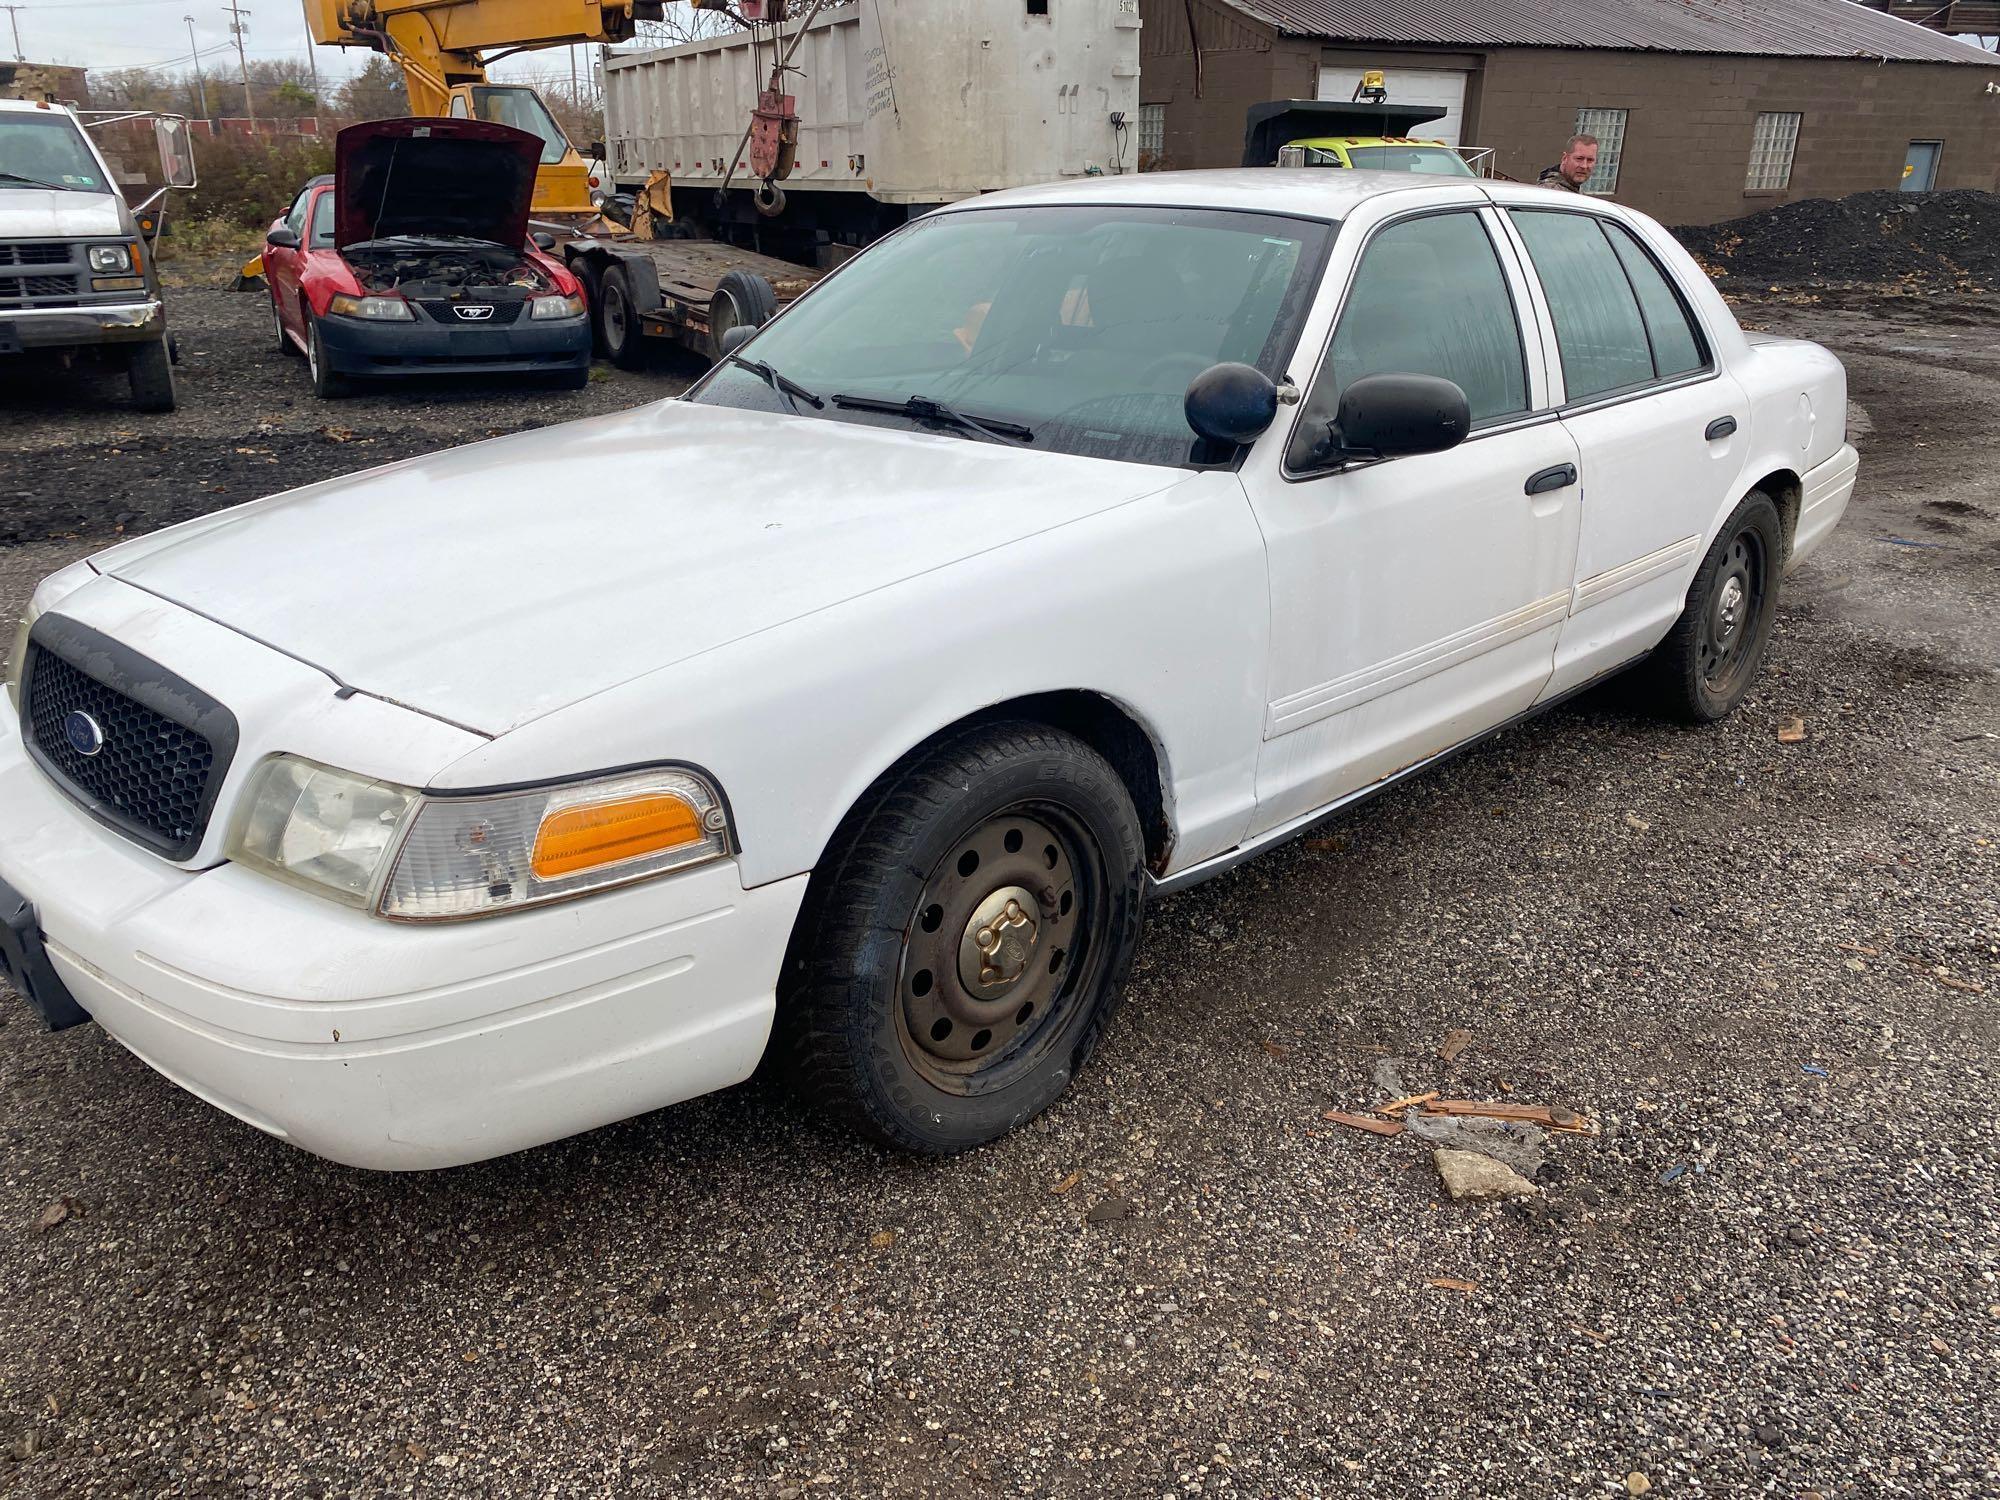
[0,97,196,410]
[0,170,1856,1169]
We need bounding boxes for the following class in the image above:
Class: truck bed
[633,238,818,307]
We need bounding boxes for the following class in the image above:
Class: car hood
[96,402,1192,736]
[0,187,126,239]
[334,117,539,250]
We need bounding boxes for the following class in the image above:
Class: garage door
[1317,64,1468,147]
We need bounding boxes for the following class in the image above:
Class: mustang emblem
[454,304,496,321]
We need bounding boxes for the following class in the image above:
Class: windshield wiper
[0,171,72,191]
[727,354,823,411]
[830,392,1033,445]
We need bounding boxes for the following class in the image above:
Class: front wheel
[1644,490,1784,722]
[780,723,1148,1154]
[306,317,348,399]
[126,339,175,412]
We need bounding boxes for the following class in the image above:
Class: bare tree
[634,1,742,47]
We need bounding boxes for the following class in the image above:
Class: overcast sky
[7,0,598,88]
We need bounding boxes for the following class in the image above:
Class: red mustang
[262,118,591,398]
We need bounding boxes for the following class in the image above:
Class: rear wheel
[780,723,1148,1154]
[126,339,175,412]
[597,265,646,370]
[707,270,777,361]
[306,317,348,399]
[1644,490,1783,721]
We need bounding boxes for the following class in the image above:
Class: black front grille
[0,243,70,267]
[416,298,525,326]
[17,273,79,298]
[20,621,237,860]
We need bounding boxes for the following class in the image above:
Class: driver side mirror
[154,116,197,189]
[265,226,300,249]
[713,322,757,365]
[1326,373,1470,462]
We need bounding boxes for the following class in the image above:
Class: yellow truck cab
[1243,97,1474,179]
[442,82,595,220]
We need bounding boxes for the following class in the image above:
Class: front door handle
[1705,416,1738,440]
[1525,463,1577,496]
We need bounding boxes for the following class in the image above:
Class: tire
[126,339,175,413]
[779,722,1148,1154]
[708,270,777,360]
[1644,489,1784,722]
[306,317,348,399]
[271,294,299,356]
[597,265,647,370]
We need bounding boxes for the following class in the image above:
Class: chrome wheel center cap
[1716,576,1746,639]
[959,885,1040,1000]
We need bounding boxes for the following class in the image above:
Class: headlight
[88,243,134,273]
[226,757,730,920]
[5,602,36,714]
[529,293,585,320]
[226,756,421,907]
[327,293,414,321]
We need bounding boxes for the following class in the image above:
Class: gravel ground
[0,271,1995,1499]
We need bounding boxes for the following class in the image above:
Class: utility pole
[2,5,26,63]
[222,0,255,129]
[185,15,211,126]
[298,0,320,132]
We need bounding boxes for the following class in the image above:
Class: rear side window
[1603,223,1707,379]
[1508,209,1653,401]
[1290,210,1527,469]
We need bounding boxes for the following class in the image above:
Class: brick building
[1136,0,2000,224]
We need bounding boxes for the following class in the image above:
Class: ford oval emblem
[64,710,106,758]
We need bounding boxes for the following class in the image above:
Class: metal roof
[1218,0,2000,65]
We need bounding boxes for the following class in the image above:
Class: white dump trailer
[601,0,1143,255]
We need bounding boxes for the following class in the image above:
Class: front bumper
[0,697,807,1170]
[316,309,590,378]
[0,299,164,353]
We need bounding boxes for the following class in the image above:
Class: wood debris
[1321,1110,1403,1137]
[1777,717,1808,744]
[1426,1277,1479,1294]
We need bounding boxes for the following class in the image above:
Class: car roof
[0,97,78,115]
[304,174,334,189]
[941,168,1488,222]
[942,168,1656,228]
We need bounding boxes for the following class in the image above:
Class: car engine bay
[344,245,553,300]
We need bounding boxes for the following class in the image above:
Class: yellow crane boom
[304,0,657,215]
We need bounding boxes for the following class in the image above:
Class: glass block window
[1574,107,1626,195]
[1137,103,1166,166]
[1747,112,1802,191]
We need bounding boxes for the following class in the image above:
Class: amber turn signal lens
[532,794,704,879]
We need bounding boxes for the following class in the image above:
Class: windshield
[1343,144,1473,177]
[0,113,106,191]
[470,86,569,166]
[694,205,1330,468]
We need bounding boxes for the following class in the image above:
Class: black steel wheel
[1644,489,1784,722]
[598,265,646,370]
[780,722,1148,1154]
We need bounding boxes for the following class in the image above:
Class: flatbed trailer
[557,231,821,367]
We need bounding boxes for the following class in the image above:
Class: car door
[265,185,313,344]
[1245,202,1583,833]
[1499,207,1748,698]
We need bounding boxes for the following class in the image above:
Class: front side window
[694,205,1330,469]
[1747,112,1802,191]
[308,189,335,248]
[471,86,570,165]
[1287,209,1527,471]
[0,113,104,191]
[284,185,313,236]
[1574,107,1627,195]
[1508,209,1655,403]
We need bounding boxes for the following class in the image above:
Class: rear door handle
[1705,416,1738,440]
[1525,463,1577,496]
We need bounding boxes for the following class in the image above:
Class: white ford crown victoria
[0,171,1856,1168]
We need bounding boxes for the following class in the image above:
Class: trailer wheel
[598,265,648,370]
[126,339,176,413]
[708,270,778,360]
